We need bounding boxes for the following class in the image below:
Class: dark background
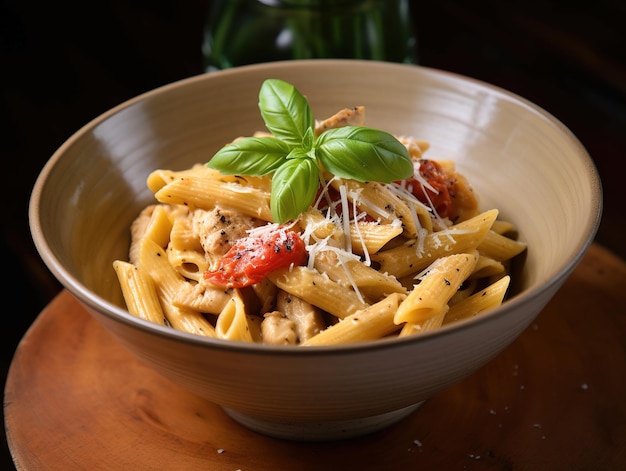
[2,0,624,468]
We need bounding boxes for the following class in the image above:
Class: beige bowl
[29,60,602,441]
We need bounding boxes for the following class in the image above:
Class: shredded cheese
[339,184,352,253]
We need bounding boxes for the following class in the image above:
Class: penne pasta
[146,164,232,193]
[312,250,407,303]
[329,178,423,238]
[490,219,516,236]
[216,290,255,342]
[167,246,210,282]
[129,204,174,264]
[170,215,204,253]
[469,254,506,280]
[477,230,527,262]
[137,238,218,337]
[154,175,272,221]
[373,209,498,279]
[350,221,404,255]
[442,275,511,325]
[113,260,167,325]
[267,266,369,319]
[398,305,448,337]
[394,251,478,325]
[114,103,527,345]
[302,293,405,346]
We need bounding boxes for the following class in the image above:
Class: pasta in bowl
[114,79,527,346]
[29,60,601,441]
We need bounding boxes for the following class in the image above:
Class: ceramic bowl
[29,60,602,441]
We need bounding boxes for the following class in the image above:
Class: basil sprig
[207,79,414,223]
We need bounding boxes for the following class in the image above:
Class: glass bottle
[202,0,417,72]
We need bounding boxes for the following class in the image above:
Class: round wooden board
[5,243,626,470]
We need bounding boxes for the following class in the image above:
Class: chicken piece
[261,311,298,345]
[315,106,366,136]
[192,206,262,256]
[276,290,325,342]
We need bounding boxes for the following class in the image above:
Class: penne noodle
[146,164,228,193]
[350,221,404,255]
[246,314,263,343]
[373,209,498,279]
[298,208,342,242]
[170,215,204,253]
[394,251,478,325]
[129,204,174,264]
[398,305,448,337]
[137,238,218,337]
[330,178,422,238]
[478,230,527,262]
[312,250,407,303]
[448,279,478,305]
[167,246,210,282]
[154,175,272,221]
[267,266,369,319]
[469,254,506,280]
[302,293,405,346]
[216,290,255,343]
[490,219,516,235]
[443,275,511,325]
[113,260,167,325]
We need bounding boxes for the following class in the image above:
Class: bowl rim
[28,59,603,355]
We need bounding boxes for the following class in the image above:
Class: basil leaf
[301,126,314,152]
[270,157,320,223]
[315,126,414,182]
[286,148,311,160]
[207,79,415,224]
[207,136,290,175]
[259,79,314,147]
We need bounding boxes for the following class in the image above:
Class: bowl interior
[30,60,602,330]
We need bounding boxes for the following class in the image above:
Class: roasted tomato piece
[204,226,307,288]
[401,159,454,218]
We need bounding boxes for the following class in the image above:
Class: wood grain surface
[5,243,625,470]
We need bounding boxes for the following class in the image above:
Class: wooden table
[5,243,625,470]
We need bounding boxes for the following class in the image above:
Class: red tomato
[400,159,454,219]
[204,226,307,288]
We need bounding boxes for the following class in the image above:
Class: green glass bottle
[202,0,417,71]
